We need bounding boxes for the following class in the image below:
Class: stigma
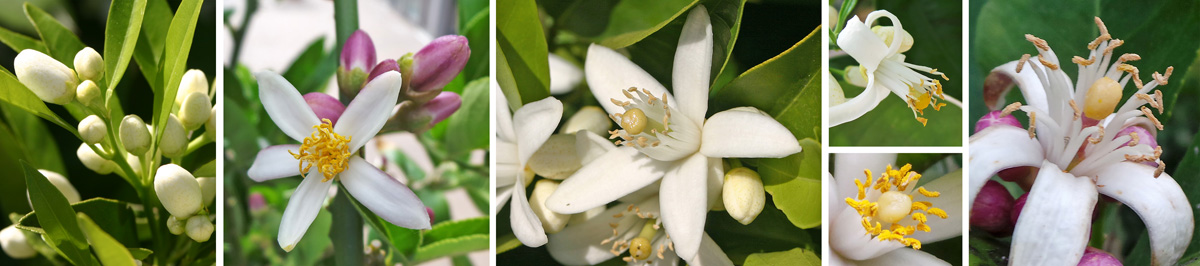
[290,118,352,181]
[845,164,947,249]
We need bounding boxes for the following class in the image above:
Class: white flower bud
[560,106,611,136]
[76,80,103,110]
[204,105,216,139]
[159,114,187,158]
[166,216,184,235]
[197,177,215,207]
[175,70,208,108]
[126,152,142,176]
[185,215,213,242]
[527,134,581,180]
[153,164,202,218]
[78,115,107,144]
[871,25,914,54]
[27,170,81,207]
[14,49,78,105]
[529,179,569,233]
[77,143,116,174]
[178,92,211,131]
[0,225,36,259]
[828,71,846,106]
[73,47,103,81]
[120,115,150,155]
[722,167,765,225]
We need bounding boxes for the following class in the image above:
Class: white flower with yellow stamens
[971,17,1191,266]
[830,10,956,127]
[246,71,430,251]
[828,153,962,266]
[545,5,802,262]
[546,196,733,266]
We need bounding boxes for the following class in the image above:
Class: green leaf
[104,0,148,92]
[830,82,964,146]
[1172,126,1200,259]
[0,122,34,217]
[445,77,490,156]
[423,217,488,244]
[743,248,820,266]
[126,248,153,260]
[0,66,74,133]
[281,37,328,94]
[23,3,87,65]
[412,234,488,263]
[152,0,203,151]
[497,0,551,108]
[18,198,140,246]
[755,138,821,229]
[131,0,174,91]
[623,0,746,92]
[22,161,98,266]
[968,231,1007,266]
[77,213,136,266]
[711,27,821,140]
[460,9,489,81]
[0,101,64,173]
[0,26,46,52]
[559,0,698,49]
[495,234,521,254]
[706,202,814,264]
[193,159,217,177]
[287,208,332,266]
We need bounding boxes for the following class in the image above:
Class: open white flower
[969,17,1191,266]
[830,10,954,127]
[545,5,802,261]
[828,153,961,265]
[247,71,430,251]
[494,87,563,247]
[547,196,733,266]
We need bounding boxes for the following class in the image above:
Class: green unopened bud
[77,143,116,174]
[120,115,150,155]
[176,70,209,109]
[74,47,103,81]
[166,216,184,235]
[197,177,215,207]
[27,170,81,205]
[204,104,216,139]
[154,164,202,218]
[1,225,36,259]
[723,167,765,225]
[529,180,569,233]
[76,80,103,110]
[178,92,211,130]
[560,106,612,136]
[159,114,187,158]
[14,49,78,105]
[871,26,914,54]
[78,115,107,144]
[186,215,213,242]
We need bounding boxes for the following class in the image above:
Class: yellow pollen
[845,164,948,250]
[289,118,352,182]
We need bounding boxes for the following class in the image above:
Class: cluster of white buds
[175,70,212,131]
[153,164,212,242]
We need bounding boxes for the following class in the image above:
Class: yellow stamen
[289,118,352,182]
[846,164,950,250]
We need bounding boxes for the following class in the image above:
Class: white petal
[1095,163,1192,266]
[828,79,888,127]
[699,107,801,158]
[548,53,582,95]
[247,145,301,182]
[1009,161,1096,266]
[835,16,889,72]
[706,156,724,208]
[857,248,949,266]
[659,153,708,260]
[510,174,547,247]
[584,44,674,116]
[909,170,963,243]
[575,130,615,165]
[967,126,1043,206]
[277,168,333,252]
[496,86,516,142]
[686,233,733,266]
[495,141,519,187]
[335,71,403,151]
[833,153,896,202]
[984,60,1049,111]
[528,134,583,180]
[862,10,904,60]
[514,97,563,168]
[256,71,320,142]
[548,199,652,265]
[341,157,430,229]
[494,185,513,216]
[672,5,713,125]
[830,206,904,260]
[829,253,858,266]
[546,147,671,214]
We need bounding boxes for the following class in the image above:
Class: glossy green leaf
[193,159,217,177]
[756,138,821,229]
[423,217,488,244]
[287,208,332,266]
[968,231,1007,266]
[131,0,174,91]
[77,213,136,266]
[127,248,153,260]
[743,248,820,266]
[104,0,148,91]
[0,101,64,173]
[460,9,489,81]
[445,77,490,156]
[0,122,33,217]
[712,27,821,140]
[18,198,140,246]
[24,3,87,65]
[1172,127,1200,259]
[830,83,963,146]
[706,202,814,264]
[497,0,550,108]
[22,161,98,266]
[281,37,327,94]
[561,0,698,49]
[412,234,488,263]
[152,0,203,151]
[0,26,46,52]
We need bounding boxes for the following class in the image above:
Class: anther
[1025,34,1050,51]
[1140,107,1164,130]
[1039,56,1059,70]
[1028,112,1037,139]
[1072,56,1095,66]
[1016,54,1031,73]
[1000,102,1023,117]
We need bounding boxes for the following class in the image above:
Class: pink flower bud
[248,192,266,212]
[1011,193,1028,226]
[426,207,436,225]
[340,30,377,73]
[424,92,461,126]
[971,180,1014,236]
[1078,247,1122,266]
[410,35,470,92]
[1116,125,1158,149]
[975,110,1022,133]
[368,59,400,83]
[304,92,346,125]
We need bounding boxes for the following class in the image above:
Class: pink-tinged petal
[699,107,801,158]
[335,71,403,151]
[546,147,671,214]
[857,248,949,266]
[833,153,896,201]
[256,71,321,141]
[909,170,963,243]
[968,126,1043,206]
[340,157,430,229]
[659,153,709,260]
[685,233,733,266]
[367,59,400,83]
[1095,162,1191,266]
[584,44,674,116]
[510,174,547,247]
[248,145,301,182]
[830,206,904,260]
[984,60,1049,111]
[513,97,563,168]
[303,93,346,125]
[1009,161,1096,266]
[672,5,713,125]
[277,168,333,251]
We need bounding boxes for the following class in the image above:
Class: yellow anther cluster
[905,82,947,126]
[290,118,352,182]
[844,164,948,249]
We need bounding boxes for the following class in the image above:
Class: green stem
[183,133,214,156]
[331,188,364,266]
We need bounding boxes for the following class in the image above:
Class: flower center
[1083,77,1122,120]
[600,203,673,264]
[844,164,947,250]
[877,58,949,126]
[609,87,672,149]
[289,118,352,182]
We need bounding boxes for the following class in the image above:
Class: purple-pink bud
[1011,193,1027,226]
[304,92,346,125]
[426,207,436,225]
[368,59,400,83]
[410,35,470,92]
[248,192,266,212]
[341,30,377,73]
[975,110,1022,133]
[1078,247,1122,266]
[971,180,1014,236]
[424,92,462,126]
